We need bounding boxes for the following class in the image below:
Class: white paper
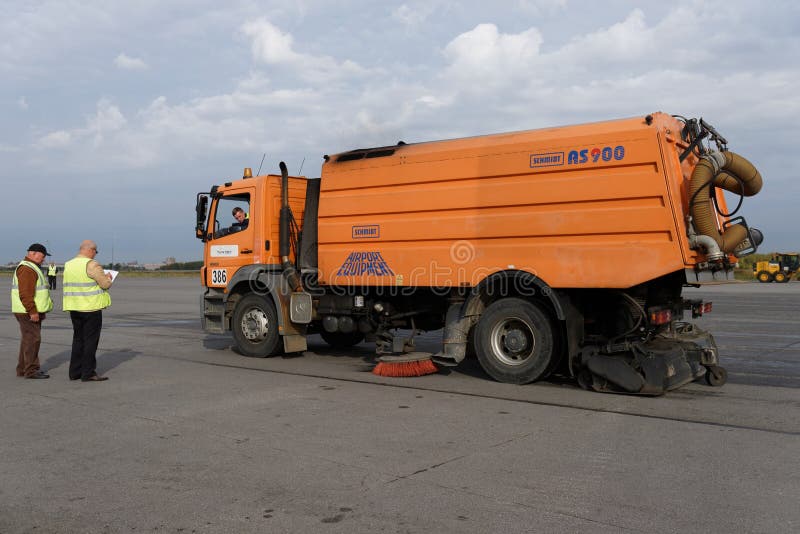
[104,269,120,282]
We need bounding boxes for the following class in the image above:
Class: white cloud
[37,130,72,149]
[442,23,544,92]
[0,143,20,153]
[241,18,298,64]
[114,53,148,71]
[36,99,126,151]
[392,4,436,26]
[516,0,567,15]
[240,17,367,83]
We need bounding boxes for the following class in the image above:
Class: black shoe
[81,374,108,382]
[26,372,50,379]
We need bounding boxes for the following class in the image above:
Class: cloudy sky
[2,0,798,264]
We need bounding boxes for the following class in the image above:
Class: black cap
[28,243,51,256]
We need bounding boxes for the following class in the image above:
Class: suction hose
[688,151,762,254]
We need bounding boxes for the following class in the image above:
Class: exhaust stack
[279,161,302,292]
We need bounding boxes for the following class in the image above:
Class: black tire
[756,270,773,283]
[320,330,365,348]
[704,365,728,387]
[774,272,788,283]
[474,298,556,384]
[231,293,281,357]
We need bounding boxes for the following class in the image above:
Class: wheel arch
[464,269,565,321]
[224,265,306,344]
[462,269,579,376]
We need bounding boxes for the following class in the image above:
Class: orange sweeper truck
[195,112,764,395]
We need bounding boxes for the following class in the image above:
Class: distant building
[165,257,176,265]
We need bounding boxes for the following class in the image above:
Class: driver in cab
[231,207,249,231]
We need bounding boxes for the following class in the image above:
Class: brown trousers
[15,314,44,377]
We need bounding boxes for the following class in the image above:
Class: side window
[212,194,251,240]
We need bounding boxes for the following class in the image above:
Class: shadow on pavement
[97,349,141,375]
[40,350,71,374]
[41,348,142,375]
[203,334,232,351]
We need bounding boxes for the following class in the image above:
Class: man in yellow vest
[63,240,114,382]
[11,243,54,379]
[47,262,58,290]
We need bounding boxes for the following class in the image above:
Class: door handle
[241,249,253,254]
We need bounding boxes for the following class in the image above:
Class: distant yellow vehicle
[754,253,799,282]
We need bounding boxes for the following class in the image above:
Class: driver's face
[234,211,245,223]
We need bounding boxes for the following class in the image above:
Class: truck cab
[195,171,307,340]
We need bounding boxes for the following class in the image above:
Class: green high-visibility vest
[11,260,54,313]
[62,257,111,312]
[48,264,57,276]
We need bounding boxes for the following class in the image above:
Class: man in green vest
[11,243,54,379]
[63,240,114,382]
[47,262,58,290]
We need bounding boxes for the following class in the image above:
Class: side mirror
[195,194,209,241]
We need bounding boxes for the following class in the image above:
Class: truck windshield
[211,194,251,239]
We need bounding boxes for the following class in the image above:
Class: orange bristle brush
[372,353,438,377]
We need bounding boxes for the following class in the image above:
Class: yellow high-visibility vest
[48,264,57,276]
[62,257,111,312]
[11,260,54,313]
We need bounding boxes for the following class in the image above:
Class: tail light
[649,309,672,325]
[684,299,712,318]
[692,301,712,318]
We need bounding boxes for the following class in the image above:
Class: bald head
[79,240,99,258]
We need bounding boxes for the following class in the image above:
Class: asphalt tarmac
[1,277,798,533]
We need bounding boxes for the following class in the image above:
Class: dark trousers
[48,275,57,290]
[69,311,103,380]
[15,314,42,377]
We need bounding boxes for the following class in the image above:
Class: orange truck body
[196,112,762,394]
[317,112,723,289]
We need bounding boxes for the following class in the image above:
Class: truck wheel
[320,330,365,348]
[756,271,773,283]
[474,298,555,384]
[774,272,788,283]
[232,294,281,357]
[704,365,728,387]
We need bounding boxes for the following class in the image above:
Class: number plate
[210,268,228,286]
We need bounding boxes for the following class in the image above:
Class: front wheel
[474,298,557,384]
[231,294,282,357]
[756,271,773,283]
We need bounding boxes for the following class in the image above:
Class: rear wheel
[320,330,365,348]
[231,294,281,357]
[474,298,556,384]
[756,271,773,283]
[774,272,788,283]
